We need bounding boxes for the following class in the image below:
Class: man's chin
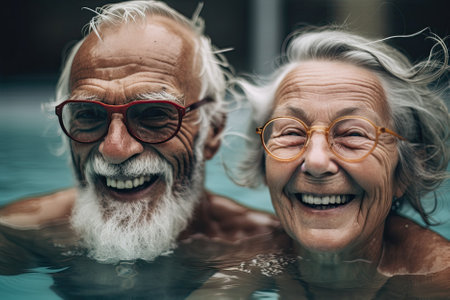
[71,185,197,263]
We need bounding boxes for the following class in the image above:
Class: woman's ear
[394,165,407,198]
[203,115,226,160]
[395,184,406,198]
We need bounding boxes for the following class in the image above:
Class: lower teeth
[302,202,348,209]
[310,204,339,210]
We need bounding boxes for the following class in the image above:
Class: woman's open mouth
[296,193,356,210]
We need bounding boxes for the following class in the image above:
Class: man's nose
[302,132,338,177]
[98,114,144,164]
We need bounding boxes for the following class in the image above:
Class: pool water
[0,83,449,299]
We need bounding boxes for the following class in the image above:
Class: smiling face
[266,61,402,256]
[69,16,204,206]
[66,16,218,261]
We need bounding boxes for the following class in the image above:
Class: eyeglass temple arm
[380,127,406,141]
[185,97,214,113]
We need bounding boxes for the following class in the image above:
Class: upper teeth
[301,194,349,205]
[106,176,151,189]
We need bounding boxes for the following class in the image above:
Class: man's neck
[178,190,279,243]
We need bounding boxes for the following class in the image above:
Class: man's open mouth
[296,193,355,210]
[100,175,159,194]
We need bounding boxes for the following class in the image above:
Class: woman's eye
[344,131,365,137]
[282,131,298,136]
[336,128,368,138]
[281,128,306,137]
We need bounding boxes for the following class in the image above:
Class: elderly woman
[201,28,449,299]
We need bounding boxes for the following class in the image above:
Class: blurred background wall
[0,0,448,83]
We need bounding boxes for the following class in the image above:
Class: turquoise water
[0,83,449,299]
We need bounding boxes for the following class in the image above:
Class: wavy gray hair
[52,0,230,128]
[235,27,449,225]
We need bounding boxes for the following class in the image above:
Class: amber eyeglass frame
[55,97,213,144]
[256,115,406,163]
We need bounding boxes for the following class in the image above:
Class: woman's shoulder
[379,214,449,277]
[377,215,450,298]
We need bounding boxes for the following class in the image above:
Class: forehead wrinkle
[274,61,390,125]
[277,72,385,99]
[71,61,178,87]
[71,68,184,104]
[274,99,384,127]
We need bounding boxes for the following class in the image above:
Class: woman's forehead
[273,61,391,123]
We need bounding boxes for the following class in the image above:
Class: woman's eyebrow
[275,105,309,121]
[333,107,382,123]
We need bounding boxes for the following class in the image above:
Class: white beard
[71,123,208,263]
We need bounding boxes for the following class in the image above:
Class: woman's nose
[98,114,144,164]
[302,132,338,177]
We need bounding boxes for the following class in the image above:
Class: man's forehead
[79,16,196,59]
[69,15,201,102]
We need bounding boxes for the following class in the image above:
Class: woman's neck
[292,228,387,289]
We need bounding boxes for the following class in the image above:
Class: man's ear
[203,115,226,160]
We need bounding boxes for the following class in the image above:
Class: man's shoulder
[380,214,450,277]
[188,191,280,242]
[0,188,76,229]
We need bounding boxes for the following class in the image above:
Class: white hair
[234,27,449,225]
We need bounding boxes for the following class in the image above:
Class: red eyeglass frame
[55,97,213,144]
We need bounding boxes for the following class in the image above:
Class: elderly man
[0,0,277,277]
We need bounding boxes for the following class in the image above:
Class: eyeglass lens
[61,102,180,143]
[262,117,377,160]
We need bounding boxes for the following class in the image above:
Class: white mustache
[85,154,173,182]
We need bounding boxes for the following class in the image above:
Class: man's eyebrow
[67,92,185,105]
[135,92,184,105]
[68,93,101,101]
